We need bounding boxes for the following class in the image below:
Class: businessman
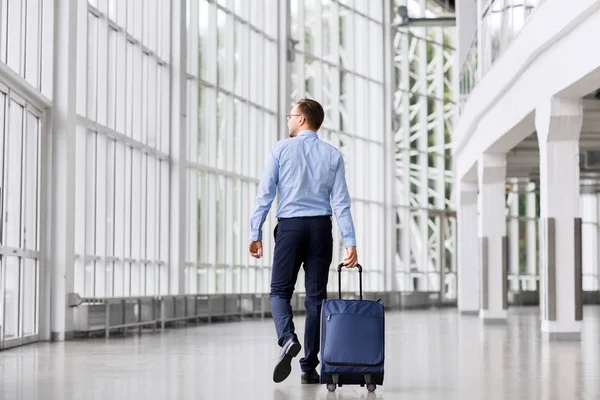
[248,98,358,384]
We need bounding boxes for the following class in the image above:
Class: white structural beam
[186,0,199,294]
[49,0,78,341]
[417,1,429,288]
[169,0,187,295]
[478,153,508,322]
[457,179,479,314]
[536,97,583,340]
[383,0,396,291]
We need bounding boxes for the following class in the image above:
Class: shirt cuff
[250,230,263,242]
[344,237,356,247]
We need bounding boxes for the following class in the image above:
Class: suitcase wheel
[327,384,336,392]
[367,384,376,393]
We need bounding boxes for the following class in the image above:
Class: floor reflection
[1,307,599,399]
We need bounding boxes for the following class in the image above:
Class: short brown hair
[296,98,325,130]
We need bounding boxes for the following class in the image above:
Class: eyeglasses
[286,114,301,121]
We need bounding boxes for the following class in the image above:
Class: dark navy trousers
[270,216,333,373]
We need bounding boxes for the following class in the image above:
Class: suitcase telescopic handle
[336,263,363,300]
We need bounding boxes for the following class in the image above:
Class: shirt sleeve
[249,146,279,242]
[330,155,357,247]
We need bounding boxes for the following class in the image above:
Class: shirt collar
[297,130,318,138]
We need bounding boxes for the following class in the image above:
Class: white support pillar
[478,153,508,323]
[417,1,430,289]
[186,0,199,295]
[49,0,78,341]
[383,0,396,291]
[169,0,187,295]
[535,97,583,340]
[526,182,537,290]
[457,180,479,314]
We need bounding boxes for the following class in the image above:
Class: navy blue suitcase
[320,263,385,393]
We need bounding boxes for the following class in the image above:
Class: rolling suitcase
[319,263,385,393]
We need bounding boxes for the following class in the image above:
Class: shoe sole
[273,342,302,383]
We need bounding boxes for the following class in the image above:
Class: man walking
[248,98,358,384]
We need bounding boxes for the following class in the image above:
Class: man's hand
[343,246,358,268]
[248,240,263,259]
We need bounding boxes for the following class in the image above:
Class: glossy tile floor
[1,307,600,400]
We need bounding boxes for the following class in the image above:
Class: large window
[393,0,457,299]
[0,0,50,349]
[73,1,172,297]
[480,0,540,75]
[461,0,541,107]
[0,0,465,331]
[505,180,539,292]
[0,0,53,98]
[290,0,385,293]
[0,88,42,347]
[186,0,279,294]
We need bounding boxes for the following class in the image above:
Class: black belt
[278,215,332,222]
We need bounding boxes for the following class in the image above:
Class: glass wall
[505,180,539,292]
[506,183,599,293]
[480,0,541,75]
[0,0,470,349]
[73,0,172,298]
[290,0,386,293]
[186,0,279,294]
[393,0,457,299]
[461,0,542,108]
[6,0,600,352]
[581,193,600,290]
[0,89,42,347]
[0,0,51,348]
[459,32,477,112]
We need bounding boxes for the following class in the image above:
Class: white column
[457,180,479,314]
[169,0,187,295]
[526,182,537,290]
[535,97,583,340]
[383,0,396,291]
[478,153,507,322]
[187,0,199,295]
[417,1,430,289]
[49,0,78,341]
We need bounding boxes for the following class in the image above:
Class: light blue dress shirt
[249,130,357,247]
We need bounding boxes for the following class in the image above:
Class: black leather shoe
[301,370,320,384]
[273,338,302,383]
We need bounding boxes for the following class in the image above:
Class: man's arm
[331,155,356,248]
[249,147,279,242]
